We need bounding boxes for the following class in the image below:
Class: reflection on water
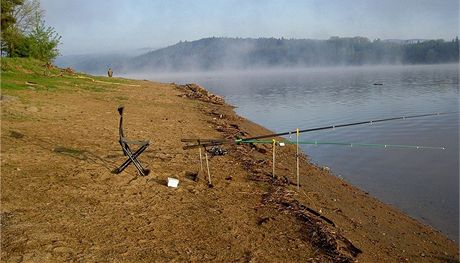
[131,64,459,241]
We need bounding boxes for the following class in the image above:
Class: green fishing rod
[237,139,446,150]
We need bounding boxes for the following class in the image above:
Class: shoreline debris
[178,83,225,105]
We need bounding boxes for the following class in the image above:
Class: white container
[167,177,179,188]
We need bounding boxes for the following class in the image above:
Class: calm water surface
[131,64,459,241]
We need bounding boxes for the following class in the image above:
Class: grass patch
[1,57,60,75]
[0,80,28,90]
[1,58,128,93]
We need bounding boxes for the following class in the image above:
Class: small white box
[279,142,285,147]
[167,177,179,188]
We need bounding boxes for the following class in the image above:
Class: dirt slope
[1,64,458,262]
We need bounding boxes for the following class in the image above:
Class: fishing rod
[241,111,456,141]
[181,111,457,149]
[238,139,446,150]
[181,138,232,150]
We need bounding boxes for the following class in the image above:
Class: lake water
[129,64,459,241]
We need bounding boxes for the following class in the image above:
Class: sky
[40,0,459,55]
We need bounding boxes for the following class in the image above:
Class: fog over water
[125,64,459,241]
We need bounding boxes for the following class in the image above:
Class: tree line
[132,37,459,71]
[1,0,61,62]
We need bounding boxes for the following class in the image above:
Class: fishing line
[238,139,446,150]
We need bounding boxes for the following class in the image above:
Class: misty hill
[127,37,459,72]
[58,37,459,74]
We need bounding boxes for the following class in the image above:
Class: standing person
[108,67,113,77]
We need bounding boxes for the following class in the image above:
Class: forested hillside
[131,37,459,71]
[58,37,459,73]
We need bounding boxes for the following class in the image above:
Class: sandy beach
[1,60,458,262]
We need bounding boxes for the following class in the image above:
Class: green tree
[1,0,61,61]
[1,0,24,56]
[2,26,26,56]
[1,0,23,32]
[26,16,61,61]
